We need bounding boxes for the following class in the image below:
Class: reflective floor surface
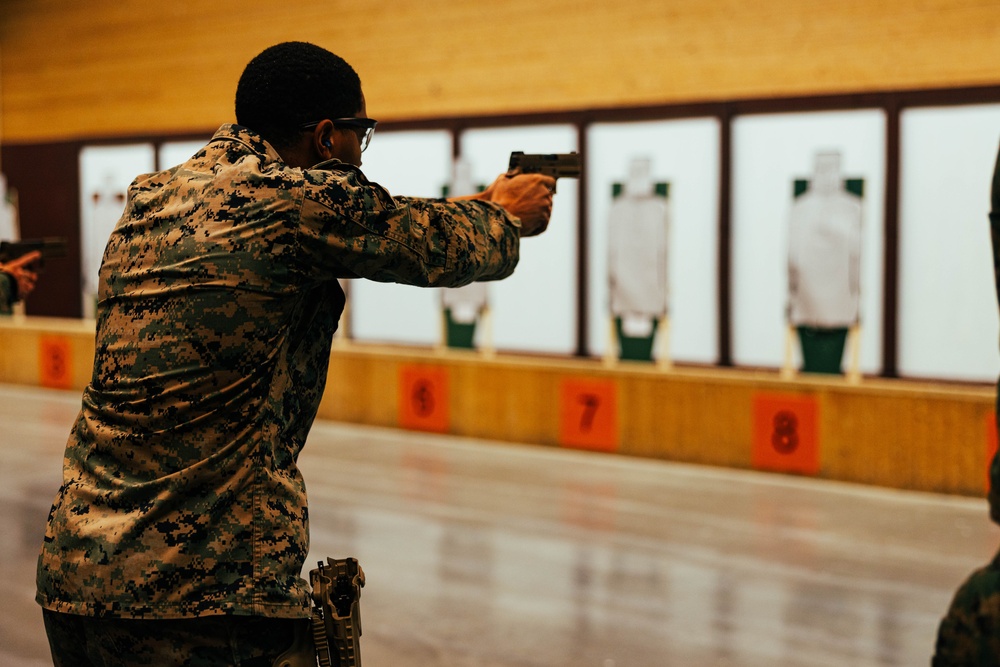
[1,383,996,666]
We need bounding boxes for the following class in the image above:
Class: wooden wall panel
[2,0,1000,143]
[318,347,399,428]
[0,317,94,387]
[618,372,752,467]
[450,360,557,445]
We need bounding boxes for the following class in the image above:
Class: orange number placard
[39,335,73,389]
[559,377,618,453]
[398,365,449,433]
[752,393,819,475]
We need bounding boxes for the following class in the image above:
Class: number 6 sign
[398,365,449,433]
[39,335,73,389]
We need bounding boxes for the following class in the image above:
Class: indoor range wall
[1,0,999,495]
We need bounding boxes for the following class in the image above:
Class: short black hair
[235,41,363,149]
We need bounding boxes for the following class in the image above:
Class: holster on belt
[273,557,365,667]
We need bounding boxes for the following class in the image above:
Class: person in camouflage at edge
[35,41,556,666]
[0,249,40,314]
[931,142,1000,666]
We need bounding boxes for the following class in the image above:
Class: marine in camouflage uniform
[931,141,1000,666]
[36,42,554,666]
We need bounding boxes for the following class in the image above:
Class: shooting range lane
[1,383,995,666]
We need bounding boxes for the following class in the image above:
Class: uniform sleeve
[296,165,522,288]
[932,564,1000,666]
[933,580,981,665]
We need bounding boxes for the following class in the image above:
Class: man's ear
[313,120,336,161]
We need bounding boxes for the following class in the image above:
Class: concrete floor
[1,383,996,666]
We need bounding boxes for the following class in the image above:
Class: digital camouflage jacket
[36,124,521,619]
[933,550,1000,666]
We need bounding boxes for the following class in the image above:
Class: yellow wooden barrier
[1,316,993,496]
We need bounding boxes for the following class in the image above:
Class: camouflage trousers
[42,609,307,667]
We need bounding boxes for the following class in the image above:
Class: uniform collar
[209,124,285,165]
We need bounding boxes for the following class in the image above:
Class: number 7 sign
[559,378,619,452]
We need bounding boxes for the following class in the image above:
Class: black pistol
[507,151,581,192]
[0,237,69,268]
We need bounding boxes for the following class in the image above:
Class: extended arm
[298,166,529,288]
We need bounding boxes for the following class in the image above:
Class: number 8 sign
[751,393,819,475]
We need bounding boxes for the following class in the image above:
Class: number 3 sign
[751,393,819,475]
